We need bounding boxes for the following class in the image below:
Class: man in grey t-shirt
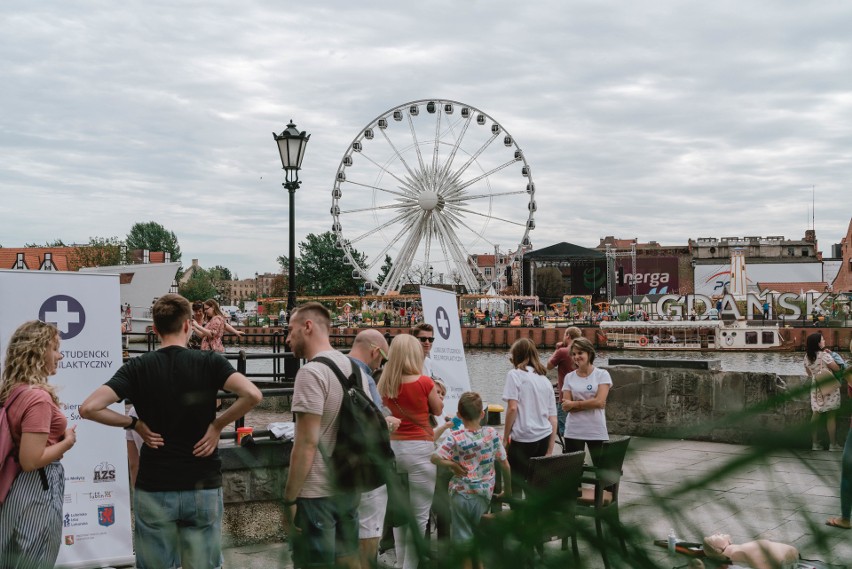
[283,302,360,569]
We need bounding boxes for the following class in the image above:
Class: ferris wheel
[331,99,536,294]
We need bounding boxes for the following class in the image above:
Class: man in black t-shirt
[81,294,262,569]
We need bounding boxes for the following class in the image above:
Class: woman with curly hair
[0,320,77,568]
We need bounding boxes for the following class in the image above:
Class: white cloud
[1,0,850,281]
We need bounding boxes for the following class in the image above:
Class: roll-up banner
[419,286,471,420]
[0,270,134,568]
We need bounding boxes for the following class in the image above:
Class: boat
[596,319,795,351]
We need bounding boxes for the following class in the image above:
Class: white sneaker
[812,443,822,451]
[829,444,843,452]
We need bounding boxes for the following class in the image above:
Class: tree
[68,237,129,270]
[209,265,232,281]
[376,255,393,286]
[178,268,218,301]
[25,239,66,247]
[535,267,564,305]
[279,232,367,296]
[126,221,181,262]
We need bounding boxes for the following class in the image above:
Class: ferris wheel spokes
[444,189,527,203]
[406,114,428,175]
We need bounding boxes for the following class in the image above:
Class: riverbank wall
[602,365,852,445]
[230,324,852,352]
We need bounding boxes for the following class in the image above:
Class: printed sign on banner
[419,286,471,422]
[0,270,134,569]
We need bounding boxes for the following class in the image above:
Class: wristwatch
[124,416,138,431]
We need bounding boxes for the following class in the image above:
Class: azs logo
[93,461,116,483]
[39,295,86,340]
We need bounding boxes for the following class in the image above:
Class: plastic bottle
[667,528,677,552]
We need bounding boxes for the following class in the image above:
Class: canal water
[237,347,815,410]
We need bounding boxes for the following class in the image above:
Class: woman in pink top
[192,298,226,353]
[0,321,77,567]
[378,334,443,569]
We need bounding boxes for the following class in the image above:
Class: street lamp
[429,265,433,285]
[273,120,310,315]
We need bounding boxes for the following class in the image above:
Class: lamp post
[273,120,310,315]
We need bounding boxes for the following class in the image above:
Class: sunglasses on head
[417,336,433,343]
[370,343,388,364]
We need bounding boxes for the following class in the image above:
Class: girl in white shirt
[502,338,557,498]
[561,337,612,465]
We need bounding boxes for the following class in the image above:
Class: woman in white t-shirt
[561,337,612,465]
[502,338,557,498]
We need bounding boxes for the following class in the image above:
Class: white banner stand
[0,270,134,568]
[419,286,471,420]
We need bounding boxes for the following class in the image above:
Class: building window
[745,332,758,345]
[484,267,492,278]
[15,253,26,270]
[762,331,775,344]
[41,253,53,271]
[787,247,794,256]
[801,249,808,257]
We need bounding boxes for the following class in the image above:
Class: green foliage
[178,268,218,301]
[536,267,564,304]
[68,236,128,270]
[376,254,393,285]
[209,265,232,281]
[126,221,181,262]
[278,232,367,296]
[25,239,66,247]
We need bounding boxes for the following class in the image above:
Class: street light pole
[273,120,310,316]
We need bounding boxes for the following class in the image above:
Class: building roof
[524,242,605,260]
[757,281,830,294]
[0,247,79,271]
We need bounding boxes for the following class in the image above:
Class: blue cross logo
[435,307,451,340]
[39,295,86,340]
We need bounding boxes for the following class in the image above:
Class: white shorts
[357,485,388,539]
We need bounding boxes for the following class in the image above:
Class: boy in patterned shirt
[432,392,511,568]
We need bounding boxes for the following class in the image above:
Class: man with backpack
[284,303,376,569]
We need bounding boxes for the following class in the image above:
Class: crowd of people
[2,293,851,568]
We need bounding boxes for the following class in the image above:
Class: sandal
[825,517,851,529]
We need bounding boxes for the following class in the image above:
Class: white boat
[78,262,180,336]
[597,319,795,351]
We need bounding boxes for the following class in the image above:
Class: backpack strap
[311,356,363,392]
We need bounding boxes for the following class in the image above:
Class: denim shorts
[293,493,360,567]
[133,487,223,569]
[450,492,490,543]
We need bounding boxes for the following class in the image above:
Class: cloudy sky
[2,1,851,280]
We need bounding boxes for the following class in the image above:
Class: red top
[384,376,435,441]
[5,386,67,449]
[548,346,576,401]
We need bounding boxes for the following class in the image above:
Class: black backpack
[312,357,395,492]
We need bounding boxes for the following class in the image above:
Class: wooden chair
[575,435,632,569]
[527,450,586,561]
[481,450,585,566]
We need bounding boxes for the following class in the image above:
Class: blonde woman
[0,321,77,567]
[502,338,557,499]
[378,334,443,569]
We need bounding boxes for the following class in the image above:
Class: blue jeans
[450,493,490,543]
[842,432,852,520]
[293,494,360,568]
[133,487,223,569]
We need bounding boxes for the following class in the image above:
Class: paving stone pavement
[222,434,851,568]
